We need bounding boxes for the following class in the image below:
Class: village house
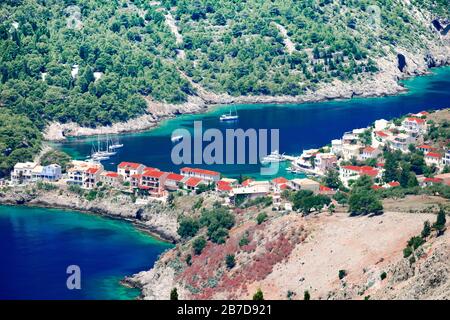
[66,160,104,189]
[417,144,437,153]
[341,144,363,161]
[117,162,145,182]
[30,164,62,183]
[164,173,185,191]
[339,165,381,187]
[372,130,391,149]
[139,169,169,197]
[180,167,220,183]
[389,133,416,153]
[401,117,427,137]
[216,180,233,194]
[100,171,123,187]
[11,162,37,184]
[331,139,343,156]
[184,177,205,192]
[359,146,381,161]
[424,152,442,168]
[271,177,289,192]
[288,178,320,193]
[231,181,271,202]
[420,177,444,187]
[314,153,337,175]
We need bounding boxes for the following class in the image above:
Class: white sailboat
[109,136,124,150]
[220,106,239,121]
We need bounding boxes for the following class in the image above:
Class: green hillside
[0,0,448,174]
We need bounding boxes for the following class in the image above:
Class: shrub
[170,288,178,300]
[403,246,413,258]
[304,290,310,300]
[380,272,387,280]
[225,254,236,269]
[239,233,250,246]
[200,207,235,243]
[348,189,383,216]
[256,212,268,225]
[433,208,447,234]
[36,181,57,191]
[338,269,347,280]
[421,221,431,238]
[178,217,200,238]
[185,254,192,266]
[192,237,207,255]
[407,236,425,250]
[253,289,264,300]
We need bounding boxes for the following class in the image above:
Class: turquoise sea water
[56,67,450,180]
[0,205,172,300]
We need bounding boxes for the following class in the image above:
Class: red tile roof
[319,185,333,192]
[375,131,389,137]
[423,177,443,184]
[130,174,142,179]
[417,144,434,150]
[272,177,288,185]
[377,162,385,168]
[241,179,253,187]
[142,170,166,179]
[372,185,384,190]
[342,166,379,177]
[406,117,426,124]
[185,177,203,188]
[217,180,232,192]
[105,171,119,178]
[363,146,377,153]
[425,152,442,158]
[279,184,289,190]
[181,167,220,177]
[166,173,184,182]
[388,181,400,187]
[118,162,143,170]
[86,167,99,174]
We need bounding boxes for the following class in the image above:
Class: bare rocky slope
[127,196,449,300]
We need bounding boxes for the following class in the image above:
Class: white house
[11,162,37,184]
[359,146,381,161]
[339,165,381,187]
[117,162,146,182]
[314,153,337,175]
[288,178,320,193]
[31,164,62,182]
[401,117,427,137]
[67,160,104,189]
[180,167,220,182]
[341,144,363,161]
[424,152,442,168]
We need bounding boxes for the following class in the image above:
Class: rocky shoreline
[43,47,450,141]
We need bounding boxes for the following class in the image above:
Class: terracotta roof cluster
[405,117,426,124]
[342,165,379,177]
[185,177,204,188]
[118,162,143,170]
[216,180,232,192]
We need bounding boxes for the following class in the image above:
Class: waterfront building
[11,162,37,184]
[140,169,169,197]
[314,153,337,175]
[31,164,62,182]
[180,167,220,182]
[164,173,185,191]
[66,160,103,189]
[100,171,123,187]
[184,177,206,192]
[117,162,146,182]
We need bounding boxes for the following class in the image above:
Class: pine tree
[170,288,178,300]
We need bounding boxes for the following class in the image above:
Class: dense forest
[0,0,448,174]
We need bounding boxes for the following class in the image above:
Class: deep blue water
[57,67,450,180]
[0,205,172,300]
